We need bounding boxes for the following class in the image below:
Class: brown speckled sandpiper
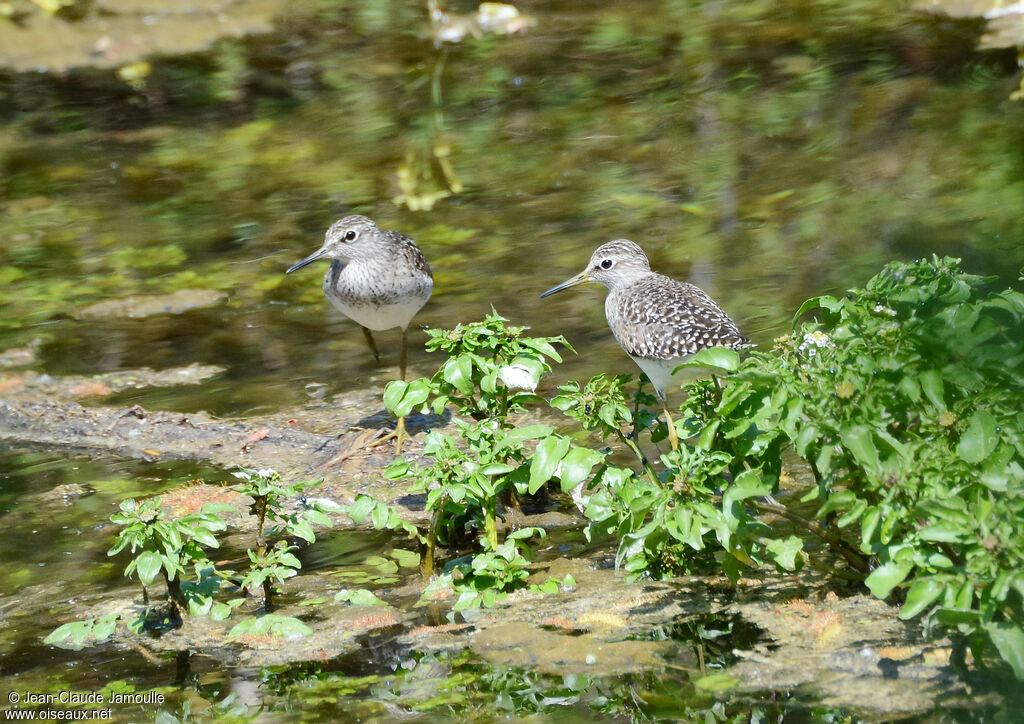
[541,239,749,449]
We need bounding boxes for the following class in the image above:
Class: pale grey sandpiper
[287,215,433,453]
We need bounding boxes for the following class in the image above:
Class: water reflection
[1,2,1021,419]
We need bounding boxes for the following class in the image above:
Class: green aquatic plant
[53,469,328,648]
[227,613,313,641]
[377,311,590,604]
[563,256,1024,680]
[46,497,236,644]
[43,614,119,651]
[230,467,332,610]
[106,496,235,625]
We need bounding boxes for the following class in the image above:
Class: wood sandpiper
[540,239,750,450]
[287,215,433,452]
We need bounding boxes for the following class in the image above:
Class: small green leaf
[382,380,409,415]
[346,495,376,523]
[817,490,856,518]
[91,614,118,641]
[383,460,410,480]
[442,354,474,395]
[533,578,560,595]
[507,526,544,541]
[983,622,1024,681]
[335,588,388,606]
[900,578,944,619]
[521,337,563,363]
[557,446,603,493]
[44,620,96,649]
[722,470,770,511]
[500,425,554,445]
[918,369,945,410]
[765,536,802,571]
[480,463,516,476]
[793,424,820,457]
[674,346,740,373]
[390,548,421,568]
[860,506,881,547]
[384,378,432,418]
[694,673,739,691]
[289,520,316,544]
[134,551,163,585]
[528,435,571,494]
[840,424,880,472]
[917,521,967,543]
[793,294,841,324]
[958,411,998,464]
[836,498,867,528]
[190,527,220,548]
[499,358,544,391]
[865,560,913,599]
[227,614,312,640]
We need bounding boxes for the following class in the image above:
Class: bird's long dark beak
[540,270,590,298]
[286,246,329,274]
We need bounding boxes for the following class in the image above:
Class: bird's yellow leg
[364,329,410,454]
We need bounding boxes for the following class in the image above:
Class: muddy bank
[0,363,443,523]
[0,366,970,717]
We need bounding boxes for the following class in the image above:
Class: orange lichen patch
[735,577,762,587]
[67,380,113,398]
[785,599,817,616]
[161,483,242,516]
[923,647,953,667]
[346,612,399,630]
[406,623,472,639]
[577,612,628,630]
[782,599,845,647]
[423,585,454,601]
[809,611,843,647]
[245,428,269,444]
[0,375,24,393]
[878,645,919,661]
[0,346,37,366]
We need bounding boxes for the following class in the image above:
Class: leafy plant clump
[378,310,584,608]
[47,469,328,647]
[106,496,237,626]
[230,467,334,610]
[562,256,1023,680]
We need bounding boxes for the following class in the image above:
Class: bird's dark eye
[600,259,613,270]
[344,230,358,242]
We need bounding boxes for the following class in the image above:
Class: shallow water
[2,1,1022,418]
[2,0,1023,719]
